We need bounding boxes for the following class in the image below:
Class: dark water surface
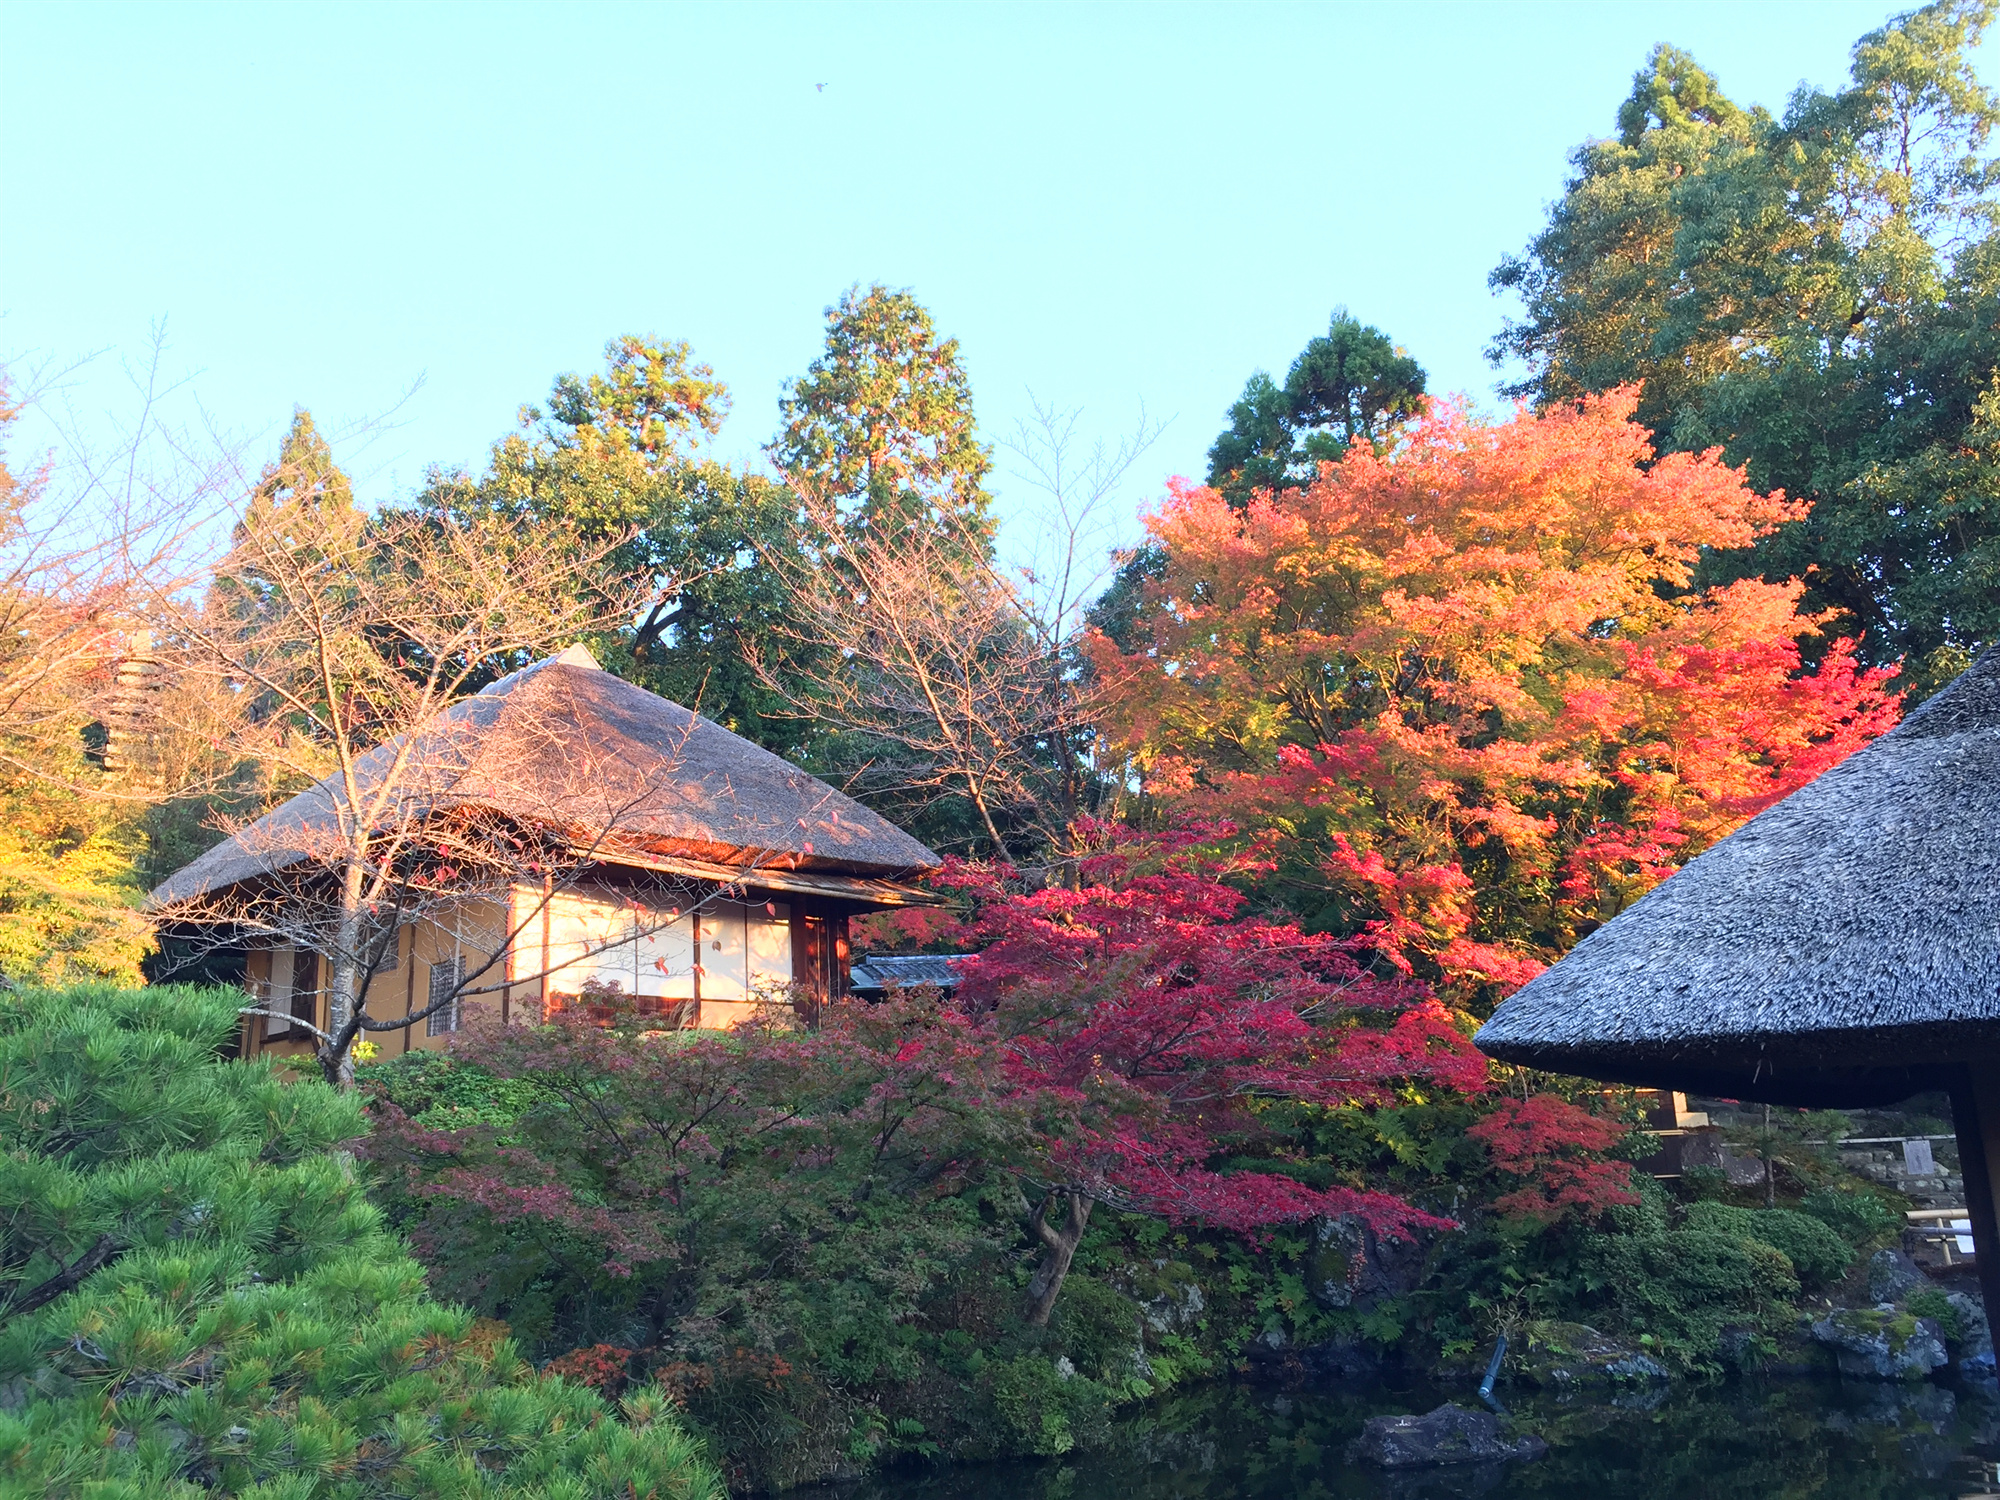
[794,1377,2000,1500]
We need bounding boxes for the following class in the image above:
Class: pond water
[793,1376,2000,1500]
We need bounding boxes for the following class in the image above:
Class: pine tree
[0,982,724,1499]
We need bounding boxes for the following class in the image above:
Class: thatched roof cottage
[152,646,943,1059]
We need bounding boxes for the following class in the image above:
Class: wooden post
[1949,1067,2000,1352]
[791,908,826,1025]
[401,940,416,1056]
[540,875,553,1023]
[692,907,704,1026]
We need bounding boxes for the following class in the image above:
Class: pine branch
[3,1234,119,1321]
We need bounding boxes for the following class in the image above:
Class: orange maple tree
[1090,389,1900,1004]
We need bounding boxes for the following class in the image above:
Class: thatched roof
[152,646,940,908]
[1475,646,2000,1106]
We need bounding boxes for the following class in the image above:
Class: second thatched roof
[1475,647,2000,1106]
[152,646,941,908]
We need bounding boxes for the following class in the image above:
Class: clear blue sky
[2,0,1973,553]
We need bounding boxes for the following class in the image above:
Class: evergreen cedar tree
[768,282,994,546]
[1206,310,1427,507]
[1491,0,2000,690]
[1088,388,1900,1010]
[413,293,994,795]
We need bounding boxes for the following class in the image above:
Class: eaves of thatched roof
[1475,646,2000,1107]
[151,646,941,909]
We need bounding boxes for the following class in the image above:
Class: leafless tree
[0,334,235,787]
[752,399,1164,863]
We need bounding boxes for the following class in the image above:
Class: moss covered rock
[1809,1308,1948,1380]
[1512,1322,1671,1388]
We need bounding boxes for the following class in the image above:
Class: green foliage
[987,1353,1111,1457]
[364,1008,1016,1374]
[1801,1184,1902,1247]
[1677,1164,1729,1202]
[356,1050,542,1131]
[770,282,994,544]
[1047,1274,1149,1389]
[0,983,723,1500]
[1682,1202,1855,1288]
[1582,1229,1800,1365]
[1206,310,1426,505]
[414,337,808,750]
[1906,1285,1968,1341]
[1492,0,2000,682]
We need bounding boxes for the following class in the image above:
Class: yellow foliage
[0,762,151,985]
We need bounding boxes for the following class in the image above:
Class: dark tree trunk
[1023,1190,1093,1327]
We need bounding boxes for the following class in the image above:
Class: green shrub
[1906,1286,1968,1342]
[1682,1201,1854,1287]
[1801,1185,1901,1248]
[1678,1164,1729,1201]
[986,1354,1111,1457]
[1607,1170,1673,1234]
[358,1048,542,1129]
[1050,1273,1150,1388]
[0,983,722,1500]
[1583,1229,1800,1363]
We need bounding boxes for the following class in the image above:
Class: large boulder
[1946,1290,1995,1377]
[1349,1404,1548,1469]
[1306,1215,1428,1311]
[1810,1308,1948,1380]
[1867,1248,1931,1304]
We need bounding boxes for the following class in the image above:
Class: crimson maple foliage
[936,819,1489,1320]
[1466,1094,1638,1225]
[1090,389,1901,1000]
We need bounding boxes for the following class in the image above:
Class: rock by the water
[1350,1403,1548,1468]
[1511,1322,1670,1388]
[1947,1291,1995,1377]
[1810,1308,1948,1380]
[1867,1248,1930,1304]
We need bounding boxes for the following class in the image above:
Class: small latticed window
[426,956,464,1037]
[360,914,402,977]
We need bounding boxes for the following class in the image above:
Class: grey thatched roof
[1475,646,2000,1106]
[152,646,940,908]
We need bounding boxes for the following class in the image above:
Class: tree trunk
[321,863,365,1089]
[967,776,1011,865]
[1022,1190,1092,1327]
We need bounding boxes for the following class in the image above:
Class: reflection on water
[794,1377,2000,1500]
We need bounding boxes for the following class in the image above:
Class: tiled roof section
[848,954,967,993]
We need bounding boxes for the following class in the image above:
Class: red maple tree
[937,820,1489,1321]
[1467,1094,1638,1224]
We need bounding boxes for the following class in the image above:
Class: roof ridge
[477,643,602,699]
[1891,642,2000,741]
